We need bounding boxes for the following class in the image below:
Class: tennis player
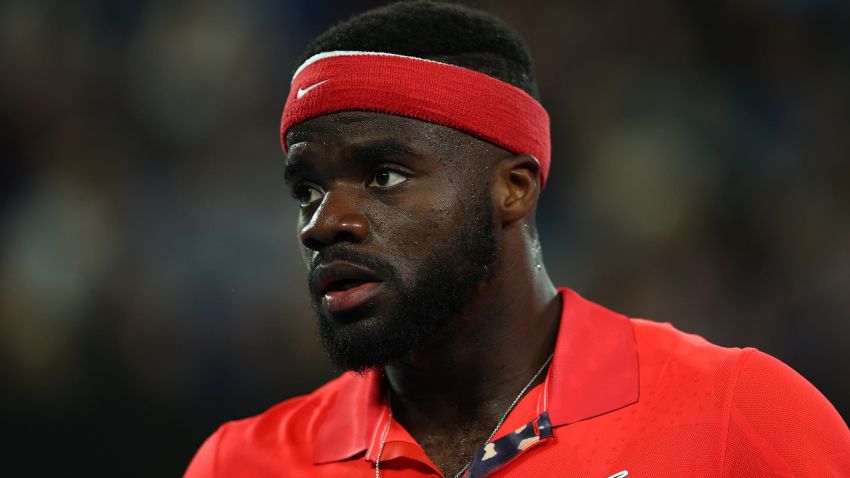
[186,2,850,476]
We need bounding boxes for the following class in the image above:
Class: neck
[383,235,560,434]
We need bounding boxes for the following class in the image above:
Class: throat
[384,352,552,477]
[412,422,495,477]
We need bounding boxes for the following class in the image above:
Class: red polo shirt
[186,288,850,477]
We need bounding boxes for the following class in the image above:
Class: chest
[395,405,728,478]
[491,414,728,478]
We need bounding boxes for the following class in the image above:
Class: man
[186,1,850,477]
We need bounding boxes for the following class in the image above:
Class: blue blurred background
[2,0,848,475]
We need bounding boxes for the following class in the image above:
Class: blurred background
[2,0,848,475]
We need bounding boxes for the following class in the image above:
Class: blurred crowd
[2,0,848,475]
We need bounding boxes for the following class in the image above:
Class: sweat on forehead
[285,111,506,158]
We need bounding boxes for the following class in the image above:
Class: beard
[308,190,499,372]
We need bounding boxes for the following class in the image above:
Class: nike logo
[296,80,328,99]
[608,471,628,478]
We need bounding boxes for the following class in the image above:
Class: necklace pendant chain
[374,411,392,478]
[375,352,554,478]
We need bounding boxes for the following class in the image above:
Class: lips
[313,261,384,314]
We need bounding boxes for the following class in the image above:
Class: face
[284,112,503,371]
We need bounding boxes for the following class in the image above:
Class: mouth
[314,262,385,314]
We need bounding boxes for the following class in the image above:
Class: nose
[299,189,370,251]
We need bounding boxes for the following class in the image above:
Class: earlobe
[495,154,541,225]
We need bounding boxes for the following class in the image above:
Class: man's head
[282,1,547,371]
[295,0,540,100]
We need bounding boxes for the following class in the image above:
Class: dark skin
[285,111,560,476]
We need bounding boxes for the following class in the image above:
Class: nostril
[301,236,325,252]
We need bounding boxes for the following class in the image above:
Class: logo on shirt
[608,471,628,478]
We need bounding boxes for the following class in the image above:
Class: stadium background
[2,0,848,475]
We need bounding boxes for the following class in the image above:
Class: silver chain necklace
[375,352,554,478]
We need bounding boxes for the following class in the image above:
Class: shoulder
[629,318,850,475]
[184,373,356,477]
[628,317,834,411]
[224,372,354,440]
[629,318,750,389]
[724,348,850,475]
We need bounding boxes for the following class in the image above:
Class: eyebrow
[284,139,423,183]
[348,140,420,161]
[283,147,314,184]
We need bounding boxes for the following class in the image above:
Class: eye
[368,168,408,188]
[293,184,324,207]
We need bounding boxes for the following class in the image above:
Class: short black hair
[296,0,540,101]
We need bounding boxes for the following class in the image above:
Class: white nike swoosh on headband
[296,80,328,99]
[608,471,628,478]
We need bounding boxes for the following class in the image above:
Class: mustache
[308,247,398,284]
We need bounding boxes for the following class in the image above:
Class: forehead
[285,111,510,161]
[286,111,459,153]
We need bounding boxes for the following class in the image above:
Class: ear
[493,154,541,225]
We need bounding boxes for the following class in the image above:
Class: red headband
[280,51,552,187]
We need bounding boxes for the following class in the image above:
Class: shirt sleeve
[184,423,228,478]
[724,349,850,477]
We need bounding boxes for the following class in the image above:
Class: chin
[317,310,424,372]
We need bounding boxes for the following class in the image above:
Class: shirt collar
[313,367,386,464]
[542,288,640,425]
[312,287,640,464]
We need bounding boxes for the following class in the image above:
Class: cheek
[297,217,313,267]
[370,189,463,279]
[299,245,312,269]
